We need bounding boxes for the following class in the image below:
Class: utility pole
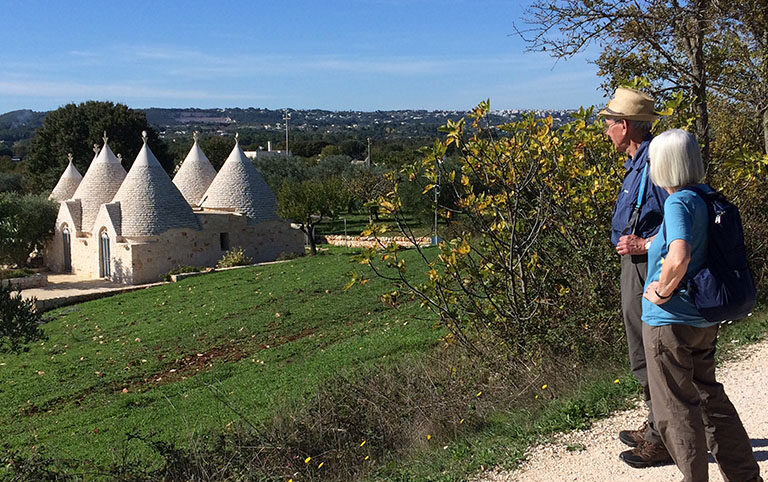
[367,137,371,168]
[283,109,291,154]
[433,157,442,245]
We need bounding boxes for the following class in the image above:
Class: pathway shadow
[750,438,768,448]
[753,450,768,462]
[707,441,768,464]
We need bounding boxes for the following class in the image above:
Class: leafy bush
[276,250,306,261]
[0,268,35,280]
[0,282,46,353]
[357,103,626,360]
[217,247,253,268]
[0,192,58,268]
[0,172,24,193]
[162,265,203,282]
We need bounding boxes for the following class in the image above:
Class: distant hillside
[0,106,576,146]
[0,109,47,144]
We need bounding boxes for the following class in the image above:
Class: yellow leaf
[422,183,436,194]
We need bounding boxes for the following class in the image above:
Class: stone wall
[46,209,304,285]
[322,235,431,248]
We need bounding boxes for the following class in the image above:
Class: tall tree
[707,1,768,154]
[277,177,349,255]
[25,101,172,193]
[521,0,715,162]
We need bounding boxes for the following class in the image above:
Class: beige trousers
[643,322,760,481]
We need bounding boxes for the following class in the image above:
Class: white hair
[649,129,705,189]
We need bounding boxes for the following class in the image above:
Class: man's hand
[616,234,647,256]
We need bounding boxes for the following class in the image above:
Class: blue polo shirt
[642,186,718,327]
[610,137,668,246]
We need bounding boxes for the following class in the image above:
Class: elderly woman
[640,129,761,481]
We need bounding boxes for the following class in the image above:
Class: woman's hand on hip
[644,281,671,305]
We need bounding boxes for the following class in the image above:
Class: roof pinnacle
[193,131,199,142]
[67,153,73,163]
[142,130,149,144]
[103,131,108,145]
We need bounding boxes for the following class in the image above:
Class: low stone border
[33,283,166,313]
[322,235,431,248]
[169,259,292,282]
[1,273,48,290]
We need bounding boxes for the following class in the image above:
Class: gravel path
[477,338,768,481]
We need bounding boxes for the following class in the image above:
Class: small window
[220,232,230,251]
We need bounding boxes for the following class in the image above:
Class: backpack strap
[621,161,650,236]
[676,185,715,289]
[680,185,715,222]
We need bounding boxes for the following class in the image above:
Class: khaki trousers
[620,254,662,443]
[643,322,760,481]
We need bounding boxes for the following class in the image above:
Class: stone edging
[1,273,48,290]
[322,235,431,248]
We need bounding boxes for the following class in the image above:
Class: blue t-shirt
[610,137,669,246]
[642,185,718,327]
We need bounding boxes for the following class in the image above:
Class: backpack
[680,185,756,323]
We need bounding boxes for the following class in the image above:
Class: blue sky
[0,0,607,113]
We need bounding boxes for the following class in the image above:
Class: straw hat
[598,87,659,121]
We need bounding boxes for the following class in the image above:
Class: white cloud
[0,80,273,102]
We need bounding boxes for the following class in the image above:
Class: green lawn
[315,213,434,238]
[0,246,442,472]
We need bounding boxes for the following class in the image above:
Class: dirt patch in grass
[137,327,319,388]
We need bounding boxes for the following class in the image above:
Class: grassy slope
[366,307,768,481]
[0,247,442,470]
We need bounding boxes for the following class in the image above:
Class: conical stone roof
[70,136,127,233]
[200,136,279,225]
[111,132,200,237]
[172,133,217,206]
[50,154,83,202]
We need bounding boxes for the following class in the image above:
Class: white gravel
[476,338,768,481]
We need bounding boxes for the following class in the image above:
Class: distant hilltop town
[0,107,579,145]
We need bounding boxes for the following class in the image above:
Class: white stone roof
[200,137,279,225]
[60,199,82,232]
[49,155,83,202]
[70,139,127,233]
[110,135,200,237]
[172,134,217,206]
[98,202,123,237]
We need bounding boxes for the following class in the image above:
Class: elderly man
[599,87,672,468]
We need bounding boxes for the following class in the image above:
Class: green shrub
[162,265,203,282]
[0,282,46,353]
[276,250,306,261]
[0,268,36,280]
[0,192,58,268]
[216,247,252,268]
[0,172,24,193]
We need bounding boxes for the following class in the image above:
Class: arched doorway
[99,229,110,278]
[62,225,71,273]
